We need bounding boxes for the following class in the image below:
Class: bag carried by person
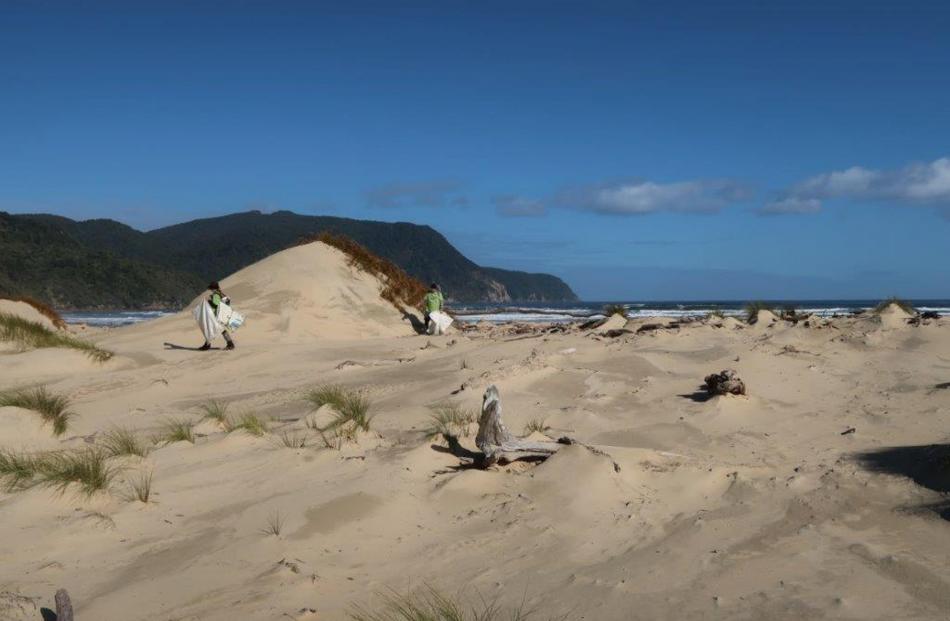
[216,300,245,331]
[427,310,453,335]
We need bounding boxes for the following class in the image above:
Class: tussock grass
[261,509,284,536]
[350,586,546,621]
[874,296,916,314]
[523,418,549,435]
[425,403,476,440]
[100,426,149,458]
[706,307,725,319]
[306,384,372,441]
[1,296,67,329]
[0,312,112,362]
[159,418,196,444]
[744,301,774,324]
[1,448,119,496]
[199,400,230,424]
[299,232,428,309]
[126,470,153,503]
[602,303,628,318]
[0,449,40,491]
[276,430,309,449]
[0,386,74,436]
[229,412,268,437]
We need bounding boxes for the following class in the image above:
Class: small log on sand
[704,369,746,396]
[55,589,74,621]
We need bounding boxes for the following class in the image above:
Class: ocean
[61,299,950,328]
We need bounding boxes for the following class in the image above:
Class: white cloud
[493,195,546,217]
[556,178,750,215]
[792,157,950,204]
[757,197,822,216]
[365,180,467,209]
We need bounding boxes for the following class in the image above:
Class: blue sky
[2,0,949,300]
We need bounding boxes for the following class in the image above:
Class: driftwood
[55,589,74,621]
[437,385,619,471]
[704,369,746,396]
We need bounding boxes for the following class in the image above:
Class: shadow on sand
[856,443,950,520]
[678,387,714,403]
[402,311,427,335]
[163,342,221,351]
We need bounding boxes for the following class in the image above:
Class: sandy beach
[2,241,950,620]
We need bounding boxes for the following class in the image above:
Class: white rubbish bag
[216,300,245,331]
[193,301,220,343]
[427,310,454,335]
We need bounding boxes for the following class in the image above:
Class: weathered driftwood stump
[475,385,563,466]
[55,589,74,621]
[704,369,746,396]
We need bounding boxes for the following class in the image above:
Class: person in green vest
[423,283,444,332]
[199,281,236,351]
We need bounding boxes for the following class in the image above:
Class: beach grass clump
[1,296,67,329]
[874,296,916,315]
[425,403,476,440]
[0,449,41,492]
[159,418,196,444]
[297,232,428,310]
[261,509,284,536]
[744,301,774,324]
[523,418,549,435]
[125,470,153,503]
[36,448,118,497]
[229,412,268,437]
[1,448,119,496]
[602,303,628,318]
[306,384,372,441]
[0,312,113,362]
[100,426,150,458]
[198,400,230,424]
[349,586,543,621]
[0,386,74,436]
[276,430,309,449]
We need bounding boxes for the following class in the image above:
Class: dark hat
[208,281,220,291]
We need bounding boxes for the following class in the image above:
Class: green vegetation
[602,303,628,317]
[100,426,150,458]
[874,296,916,314]
[0,312,113,362]
[706,307,725,319]
[350,587,547,621]
[0,386,74,436]
[2,211,577,308]
[425,403,477,440]
[159,418,196,444]
[523,418,550,435]
[199,400,230,424]
[0,448,118,497]
[780,305,799,321]
[2,296,67,328]
[229,412,268,437]
[306,384,372,442]
[744,301,774,324]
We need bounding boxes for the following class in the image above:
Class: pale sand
[2,246,950,619]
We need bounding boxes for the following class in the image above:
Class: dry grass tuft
[425,403,476,440]
[199,400,230,424]
[0,449,40,491]
[1,296,67,329]
[602,303,628,318]
[523,418,549,435]
[0,312,112,361]
[126,469,153,503]
[1,448,119,496]
[744,301,774,324]
[276,430,309,449]
[349,586,548,621]
[261,509,284,536]
[0,386,74,436]
[297,232,428,310]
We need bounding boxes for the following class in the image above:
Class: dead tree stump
[704,369,746,396]
[475,385,569,466]
[55,589,74,621]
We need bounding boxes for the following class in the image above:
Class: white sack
[427,310,454,335]
[193,301,220,343]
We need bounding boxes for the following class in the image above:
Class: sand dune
[2,270,950,620]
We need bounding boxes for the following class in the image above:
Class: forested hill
[1,210,577,309]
